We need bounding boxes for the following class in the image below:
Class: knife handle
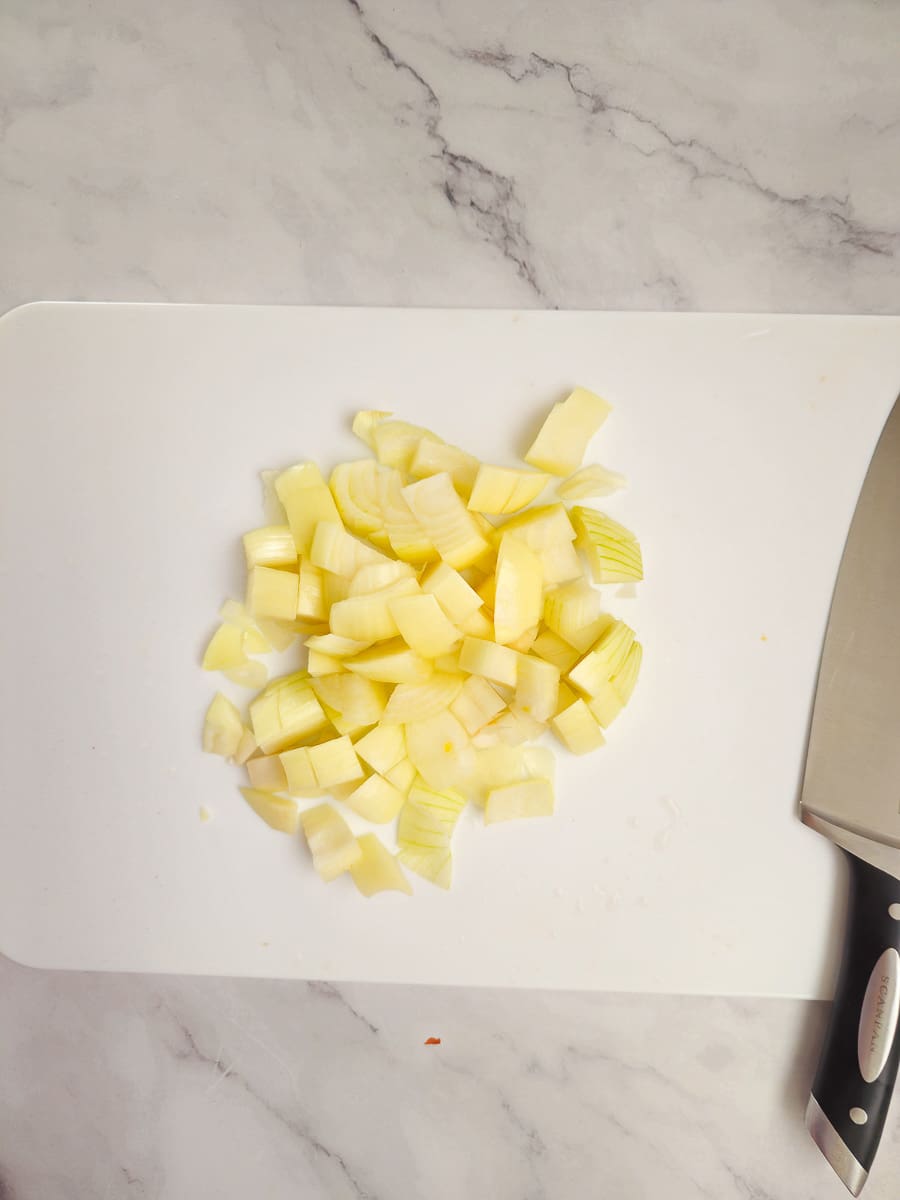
[808,851,900,1193]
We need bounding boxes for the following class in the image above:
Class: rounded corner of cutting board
[0,931,60,976]
[0,299,58,337]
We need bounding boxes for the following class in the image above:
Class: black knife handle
[809,851,900,1189]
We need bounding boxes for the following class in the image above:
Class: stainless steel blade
[801,394,900,870]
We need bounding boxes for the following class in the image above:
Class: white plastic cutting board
[2,303,899,997]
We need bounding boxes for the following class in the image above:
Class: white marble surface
[1,0,899,1196]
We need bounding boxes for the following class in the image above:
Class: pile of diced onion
[202,388,642,896]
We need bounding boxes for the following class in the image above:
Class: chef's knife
[801,393,900,1194]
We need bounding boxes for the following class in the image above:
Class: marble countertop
[1,1,898,1196]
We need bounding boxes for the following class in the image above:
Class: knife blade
[800,392,900,1195]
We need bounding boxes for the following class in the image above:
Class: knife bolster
[802,808,900,883]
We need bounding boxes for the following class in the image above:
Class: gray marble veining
[1,0,899,1196]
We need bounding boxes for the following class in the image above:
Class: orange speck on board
[424,1037,441,1046]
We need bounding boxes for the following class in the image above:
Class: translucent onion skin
[201,388,642,896]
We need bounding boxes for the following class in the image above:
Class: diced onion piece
[218,598,262,634]
[419,562,483,623]
[254,616,298,652]
[433,650,462,674]
[458,636,519,688]
[354,724,406,774]
[537,540,584,587]
[307,735,364,788]
[307,650,345,676]
[398,844,451,892]
[586,682,624,728]
[346,640,434,684]
[301,804,362,881]
[459,608,494,639]
[612,641,642,705]
[260,468,288,524]
[405,710,472,790]
[373,420,431,471]
[568,619,636,697]
[531,629,580,673]
[319,705,363,738]
[243,627,271,656]
[470,723,503,750]
[310,521,390,578]
[279,745,319,794]
[523,745,556,781]
[385,757,416,796]
[587,640,642,726]
[240,787,300,834]
[493,534,542,646]
[324,572,350,607]
[329,578,419,642]
[246,753,288,792]
[242,525,298,569]
[378,469,437,564]
[409,435,480,496]
[450,675,506,735]
[224,660,269,689]
[544,582,612,653]
[275,463,341,555]
[390,593,462,658]
[397,800,449,850]
[551,698,606,754]
[352,409,393,450]
[499,503,576,551]
[557,464,627,500]
[471,510,496,544]
[515,655,560,723]
[350,834,413,896]
[571,507,643,583]
[396,778,464,888]
[202,623,247,671]
[566,614,613,655]
[466,744,529,805]
[328,780,362,804]
[382,673,465,724]
[555,679,579,716]
[485,778,554,824]
[329,460,385,542]
[506,627,538,654]
[305,633,372,659]
[311,674,388,729]
[250,672,329,753]
[203,693,244,758]
[349,560,416,596]
[396,786,461,889]
[247,565,300,622]
[524,387,611,475]
[479,707,546,747]
[407,779,467,834]
[459,563,489,586]
[345,774,407,823]
[234,729,255,764]
[476,572,496,608]
[296,561,327,622]
[402,473,490,569]
[468,465,550,514]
